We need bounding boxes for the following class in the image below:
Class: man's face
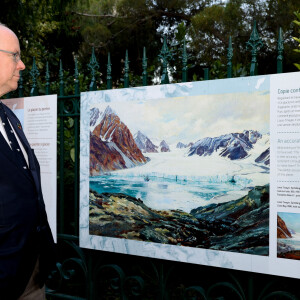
[0,27,25,97]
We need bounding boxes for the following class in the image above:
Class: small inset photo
[277,212,300,260]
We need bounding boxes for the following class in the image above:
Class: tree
[66,0,214,85]
[1,0,298,89]
[293,11,300,70]
[188,0,300,75]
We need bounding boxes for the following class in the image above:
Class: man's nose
[18,59,25,70]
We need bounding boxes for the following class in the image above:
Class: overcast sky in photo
[92,90,269,145]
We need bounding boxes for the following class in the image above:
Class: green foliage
[68,0,215,85]
[209,60,227,79]
[293,11,300,70]
[232,63,249,77]
[1,1,63,67]
[175,22,187,43]
[1,0,299,86]
[57,113,78,233]
[189,0,300,74]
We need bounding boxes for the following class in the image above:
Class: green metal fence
[6,22,300,299]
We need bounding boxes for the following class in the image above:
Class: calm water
[90,173,251,213]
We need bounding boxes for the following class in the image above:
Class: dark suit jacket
[0,104,56,299]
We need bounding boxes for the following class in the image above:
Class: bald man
[0,24,56,299]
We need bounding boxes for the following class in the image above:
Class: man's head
[0,24,25,97]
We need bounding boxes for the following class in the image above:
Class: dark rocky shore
[89,184,269,255]
[277,249,300,260]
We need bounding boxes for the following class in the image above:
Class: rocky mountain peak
[134,131,158,153]
[243,130,262,144]
[134,131,146,140]
[160,140,170,152]
[90,107,101,127]
[90,107,147,176]
[103,105,115,116]
[188,130,265,161]
[176,142,187,149]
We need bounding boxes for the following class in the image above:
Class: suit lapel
[3,106,36,184]
[0,131,17,163]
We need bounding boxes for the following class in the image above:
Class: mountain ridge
[188,130,269,164]
[90,106,147,176]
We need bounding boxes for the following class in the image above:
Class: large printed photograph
[87,83,270,256]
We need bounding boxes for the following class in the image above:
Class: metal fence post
[45,62,50,95]
[30,57,39,96]
[124,50,129,88]
[182,40,188,82]
[74,57,80,95]
[142,47,148,86]
[159,36,172,84]
[246,20,263,76]
[107,52,112,89]
[204,68,209,80]
[18,70,24,98]
[58,59,65,234]
[277,27,284,74]
[227,36,233,78]
[59,60,64,97]
[88,47,99,91]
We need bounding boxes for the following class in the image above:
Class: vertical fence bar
[155,263,173,300]
[159,264,164,300]
[59,60,64,97]
[248,275,254,300]
[107,52,112,89]
[246,20,263,76]
[74,57,80,95]
[30,57,39,96]
[277,27,284,74]
[204,68,209,80]
[59,59,65,234]
[74,57,80,236]
[124,50,129,88]
[87,253,94,300]
[59,100,65,234]
[88,47,99,91]
[159,36,172,84]
[74,100,79,236]
[45,62,50,95]
[18,70,24,97]
[227,36,233,78]
[182,40,188,83]
[142,47,148,86]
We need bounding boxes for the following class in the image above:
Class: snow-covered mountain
[246,133,269,165]
[134,131,158,153]
[134,133,172,153]
[176,142,187,149]
[243,130,261,144]
[90,106,147,175]
[255,148,270,165]
[188,130,269,164]
[160,140,170,152]
[90,107,104,132]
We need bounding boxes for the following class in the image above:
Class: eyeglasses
[0,49,21,63]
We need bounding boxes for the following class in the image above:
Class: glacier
[90,143,269,213]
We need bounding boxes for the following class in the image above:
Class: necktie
[0,102,29,170]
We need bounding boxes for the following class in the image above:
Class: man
[0,24,56,299]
